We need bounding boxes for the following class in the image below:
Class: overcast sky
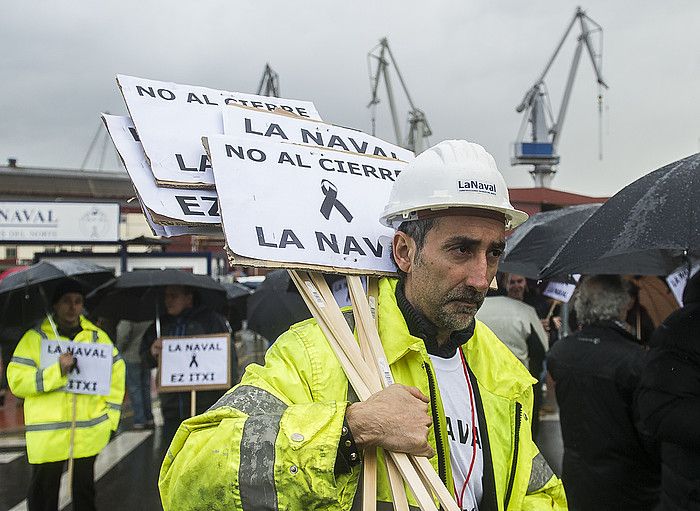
[1,1,698,197]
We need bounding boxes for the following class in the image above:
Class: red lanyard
[454,348,478,509]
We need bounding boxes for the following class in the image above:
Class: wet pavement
[0,393,564,510]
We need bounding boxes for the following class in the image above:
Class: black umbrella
[499,204,602,279]
[222,282,254,301]
[86,269,227,321]
[246,270,312,341]
[0,259,114,328]
[541,153,700,278]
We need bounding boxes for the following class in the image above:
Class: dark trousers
[28,456,96,511]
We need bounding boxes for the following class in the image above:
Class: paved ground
[0,397,564,510]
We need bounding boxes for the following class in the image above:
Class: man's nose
[464,254,490,292]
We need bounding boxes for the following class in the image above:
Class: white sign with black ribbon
[102,114,222,233]
[117,75,322,188]
[159,334,231,392]
[206,135,408,274]
[40,340,113,396]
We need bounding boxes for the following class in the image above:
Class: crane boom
[257,63,280,98]
[367,38,431,153]
[511,6,608,188]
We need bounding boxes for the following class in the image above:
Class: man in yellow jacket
[160,140,566,510]
[7,279,125,511]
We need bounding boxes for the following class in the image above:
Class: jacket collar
[378,278,534,399]
[41,315,98,338]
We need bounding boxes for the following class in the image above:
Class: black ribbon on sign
[320,179,353,223]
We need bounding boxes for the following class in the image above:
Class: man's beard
[434,286,486,332]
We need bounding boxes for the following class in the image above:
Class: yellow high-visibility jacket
[160,278,566,510]
[7,315,125,464]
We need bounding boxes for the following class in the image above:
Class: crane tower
[367,38,431,154]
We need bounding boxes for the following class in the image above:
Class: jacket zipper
[423,362,448,488]
[503,402,522,510]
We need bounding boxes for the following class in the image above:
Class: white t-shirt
[429,352,484,511]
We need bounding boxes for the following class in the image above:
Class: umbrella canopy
[86,269,227,321]
[0,259,114,328]
[246,270,311,341]
[0,265,29,281]
[222,282,254,301]
[500,204,602,279]
[541,153,700,278]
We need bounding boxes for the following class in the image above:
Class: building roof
[509,187,608,216]
[0,163,135,204]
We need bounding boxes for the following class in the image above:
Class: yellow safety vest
[160,278,566,510]
[7,315,126,464]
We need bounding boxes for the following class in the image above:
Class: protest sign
[158,334,231,392]
[102,114,222,233]
[666,262,700,306]
[222,104,414,162]
[543,281,577,303]
[40,340,113,396]
[206,135,408,274]
[117,75,321,188]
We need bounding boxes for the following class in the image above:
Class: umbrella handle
[38,287,61,339]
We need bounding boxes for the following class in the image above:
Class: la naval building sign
[0,202,120,242]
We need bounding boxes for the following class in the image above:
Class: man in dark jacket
[547,275,660,510]
[637,271,700,510]
[142,285,236,444]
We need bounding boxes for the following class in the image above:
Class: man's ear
[393,231,417,274]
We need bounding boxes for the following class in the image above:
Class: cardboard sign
[666,263,700,306]
[206,135,408,274]
[331,277,367,307]
[102,114,222,232]
[222,105,414,162]
[117,75,322,188]
[158,334,231,392]
[40,340,113,396]
[542,281,577,303]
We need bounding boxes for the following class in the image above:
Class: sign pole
[67,394,77,494]
[190,390,197,417]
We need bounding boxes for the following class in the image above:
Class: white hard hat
[379,140,528,229]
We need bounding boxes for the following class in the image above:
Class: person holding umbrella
[7,279,126,511]
[141,284,234,445]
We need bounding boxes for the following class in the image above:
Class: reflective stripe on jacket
[7,315,126,464]
[159,278,566,510]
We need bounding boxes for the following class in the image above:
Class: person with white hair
[547,275,660,510]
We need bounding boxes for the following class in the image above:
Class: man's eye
[490,249,504,258]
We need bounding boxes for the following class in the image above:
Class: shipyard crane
[257,63,280,97]
[367,38,432,154]
[512,6,608,187]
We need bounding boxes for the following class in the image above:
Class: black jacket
[547,320,660,510]
[141,305,237,421]
[636,283,700,510]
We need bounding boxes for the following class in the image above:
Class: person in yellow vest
[159,141,566,510]
[7,279,125,511]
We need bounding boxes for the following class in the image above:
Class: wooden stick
[292,271,438,510]
[306,273,436,511]
[190,390,197,417]
[67,393,77,495]
[288,271,372,399]
[347,276,460,511]
[546,300,558,321]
